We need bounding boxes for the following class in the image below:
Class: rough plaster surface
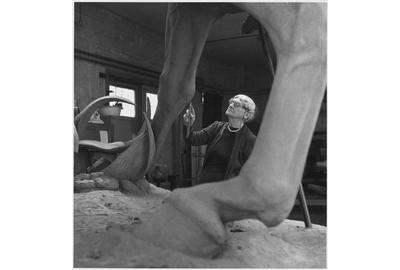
[74,186,326,268]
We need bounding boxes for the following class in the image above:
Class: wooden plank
[307,184,327,195]
[295,199,326,207]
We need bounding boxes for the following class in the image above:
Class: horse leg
[150,3,223,166]
[94,4,220,190]
[217,1,328,224]
[138,2,327,257]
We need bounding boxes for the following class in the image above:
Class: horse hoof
[94,176,119,190]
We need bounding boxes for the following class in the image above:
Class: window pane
[146,93,158,119]
[108,85,136,117]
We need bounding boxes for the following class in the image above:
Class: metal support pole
[298,183,312,228]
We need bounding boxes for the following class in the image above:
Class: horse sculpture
[75,2,327,258]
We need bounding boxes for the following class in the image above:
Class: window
[108,85,136,117]
[146,92,158,120]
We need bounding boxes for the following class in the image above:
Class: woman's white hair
[232,94,256,122]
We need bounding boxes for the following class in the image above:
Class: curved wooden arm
[74,96,135,137]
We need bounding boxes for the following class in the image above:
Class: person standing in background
[183,94,257,184]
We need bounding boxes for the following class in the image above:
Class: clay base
[74,188,326,268]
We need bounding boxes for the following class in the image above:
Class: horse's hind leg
[99,3,221,184]
[139,2,327,258]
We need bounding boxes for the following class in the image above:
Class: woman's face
[225,97,247,120]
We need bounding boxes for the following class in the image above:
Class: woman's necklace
[227,125,241,133]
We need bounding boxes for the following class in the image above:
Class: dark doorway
[202,92,222,128]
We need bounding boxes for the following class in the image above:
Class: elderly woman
[183,94,257,184]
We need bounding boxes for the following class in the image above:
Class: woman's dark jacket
[187,121,256,184]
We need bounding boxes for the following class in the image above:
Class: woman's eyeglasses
[229,99,248,111]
